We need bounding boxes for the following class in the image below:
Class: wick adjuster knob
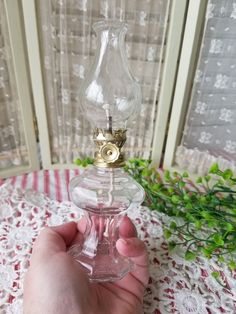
[100,143,120,163]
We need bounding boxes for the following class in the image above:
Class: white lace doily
[0,183,236,314]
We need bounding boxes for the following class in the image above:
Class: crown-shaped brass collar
[93,128,127,168]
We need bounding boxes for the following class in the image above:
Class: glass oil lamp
[68,20,145,282]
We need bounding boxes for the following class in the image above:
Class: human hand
[23,217,149,314]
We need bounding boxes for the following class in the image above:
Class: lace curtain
[36,0,170,164]
[175,0,236,175]
[0,0,28,170]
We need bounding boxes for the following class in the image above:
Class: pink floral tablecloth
[0,170,236,314]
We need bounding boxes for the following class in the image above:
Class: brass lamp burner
[93,128,127,168]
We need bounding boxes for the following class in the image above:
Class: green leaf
[167,187,174,193]
[185,250,196,261]
[218,256,225,263]
[225,223,234,232]
[213,234,224,246]
[170,221,177,230]
[200,196,207,204]
[141,169,152,177]
[74,158,82,166]
[230,208,236,215]
[216,179,224,185]
[85,157,93,164]
[204,175,211,182]
[206,243,218,253]
[201,247,211,258]
[207,220,217,228]
[164,229,172,239]
[171,195,181,204]
[164,170,171,181]
[151,183,161,192]
[209,163,219,174]
[223,169,233,180]
[228,260,236,271]
[185,202,193,209]
[183,194,190,202]
[195,220,202,230]
[200,211,211,220]
[81,160,88,167]
[179,181,186,188]
[182,171,189,178]
[211,271,220,279]
[196,177,202,184]
[168,241,176,251]
[186,213,196,222]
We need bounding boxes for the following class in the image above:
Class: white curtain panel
[36,0,170,164]
[0,0,28,170]
[176,0,236,175]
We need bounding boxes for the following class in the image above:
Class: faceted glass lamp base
[68,243,132,282]
[68,166,145,282]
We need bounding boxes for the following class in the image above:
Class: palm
[51,248,147,314]
[92,280,143,314]
[49,251,146,314]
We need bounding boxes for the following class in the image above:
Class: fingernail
[119,238,129,245]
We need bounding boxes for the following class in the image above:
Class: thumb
[116,237,149,289]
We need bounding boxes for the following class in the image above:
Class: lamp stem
[103,103,113,132]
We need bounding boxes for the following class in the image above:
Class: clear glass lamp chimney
[79,20,141,130]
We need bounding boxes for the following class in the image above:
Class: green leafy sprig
[124,159,236,270]
[74,157,93,167]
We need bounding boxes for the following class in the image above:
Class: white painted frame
[0,0,39,178]
[151,0,188,167]
[21,0,52,169]
[163,0,208,170]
